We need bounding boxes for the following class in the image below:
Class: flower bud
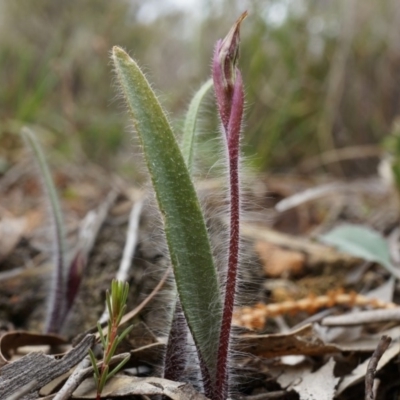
[212,11,247,132]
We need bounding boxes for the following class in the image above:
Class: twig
[99,196,144,324]
[322,308,400,327]
[275,179,388,212]
[275,182,345,212]
[4,380,37,400]
[116,197,144,282]
[53,357,91,400]
[365,335,391,400]
[54,352,130,400]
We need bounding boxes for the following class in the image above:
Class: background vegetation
[1,0,400,176]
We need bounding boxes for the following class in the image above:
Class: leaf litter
[1,152,400,398]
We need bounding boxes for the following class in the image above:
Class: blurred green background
[1,0,399,177]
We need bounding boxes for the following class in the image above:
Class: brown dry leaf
[0,215,26,262]
[255,240,305,277]
[238,323,340,358]
[0,331,67,366]
[0,210,42,262]
[73,375,210,399]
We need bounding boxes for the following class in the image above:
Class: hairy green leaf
[112,47,222,378]
[181,79,213,172]
[21,127,67,333]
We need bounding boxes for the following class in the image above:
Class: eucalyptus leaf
[319,224,400,279]
[112,47,222,378]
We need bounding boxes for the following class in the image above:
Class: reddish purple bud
[212,11,247,132]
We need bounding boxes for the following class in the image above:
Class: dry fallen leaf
[238,323,340,358]
[0,331,67,366]
[73,375,210,399]
[284,358,338,400]
[0,210,42,262]
[0,215,26,262]
[255,240,305,277]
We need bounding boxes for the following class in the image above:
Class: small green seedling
[88,280,133,400]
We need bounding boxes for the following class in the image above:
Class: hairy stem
[216,72,244,400]
[212,13,246,398]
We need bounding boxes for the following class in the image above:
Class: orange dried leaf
[255,240,305,277]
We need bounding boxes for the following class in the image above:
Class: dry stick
[275,179,388,212]
[365,335,391,400]
[53,357,91,400]
[322,308,400,326]
[275,182,346,212]
[4,380,38,400]
[99,196,144,325]
[115,197,144,282]
[54,353,130,400]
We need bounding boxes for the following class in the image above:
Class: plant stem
[216,73,243,400]
[212,13,246,398]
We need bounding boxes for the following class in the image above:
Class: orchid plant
[112,12,247,400]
